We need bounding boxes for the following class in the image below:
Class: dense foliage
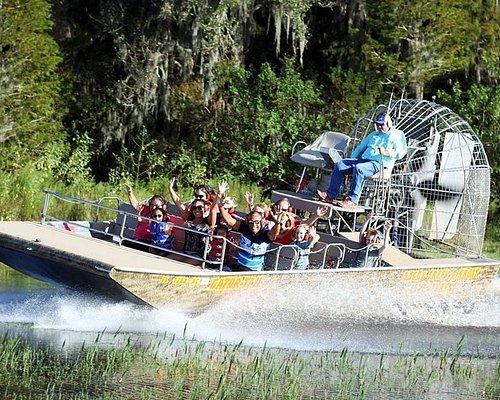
[0,0,65,170]
[1,0,499,199]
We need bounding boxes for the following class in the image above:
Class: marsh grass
[0,333,498,399]
[0,168,264,224]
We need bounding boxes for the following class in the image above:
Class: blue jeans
[326,158,381,204]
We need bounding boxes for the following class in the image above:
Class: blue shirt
[237,223,273,271]
[351,128,407,169]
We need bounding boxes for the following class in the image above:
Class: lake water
[1,263,499,357]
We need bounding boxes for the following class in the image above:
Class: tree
[438,83,500,201]
[468,0,500,85]
[200,59,332,188]
[0,0,65,171]
[364,0,478,99]
[51,0,329,179]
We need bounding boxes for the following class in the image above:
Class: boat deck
[0,221,208,275]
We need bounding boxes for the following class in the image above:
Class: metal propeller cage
[351,99,490,258]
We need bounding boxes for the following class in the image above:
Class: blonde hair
[293,224,310,240]
[254,202,270,212]
[296,223,309,233]
[279,211,297,229]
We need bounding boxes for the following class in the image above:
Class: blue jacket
[351,128,407,169]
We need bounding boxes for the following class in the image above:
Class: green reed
[0,332,498,400]
[0,167,264,223]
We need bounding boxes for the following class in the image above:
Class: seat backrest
[290,131,350,169]
[309,131,350,151]
[264,244,298,270]
[308,242,346,269]
[112,203,138,238]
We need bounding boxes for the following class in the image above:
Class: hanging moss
[53,0,324,163]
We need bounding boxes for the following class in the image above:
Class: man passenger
[216,182,283,271]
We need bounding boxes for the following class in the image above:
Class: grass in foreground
[0,333,498,400]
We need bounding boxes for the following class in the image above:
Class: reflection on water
[0,264,499,357]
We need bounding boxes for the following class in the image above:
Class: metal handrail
[268,245,299,271]
[93,196,122,221]
[290,140,307,156]
[40,190,227,271]
[365,243,383,268]
[40,190,364,272]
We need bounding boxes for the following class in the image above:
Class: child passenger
[207,224,236,269]
[149,207,173,255]
[348,213,392,268]
[291,225,320,270]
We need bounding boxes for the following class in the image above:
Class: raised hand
[124,183,133,194]
[244,191,254,206]
[168,177,176,190]
[316,205,328,217]
[218,180,229,196]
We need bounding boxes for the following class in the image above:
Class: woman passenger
[168,177,212,264]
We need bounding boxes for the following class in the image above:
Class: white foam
[0,288,498,354]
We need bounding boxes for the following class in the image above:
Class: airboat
[0,99,498,314]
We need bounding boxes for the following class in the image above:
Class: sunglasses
[248,219,262,226]
[193,205,204,211]
[194,194,205,199]
[153,214,163,219]
[376,123,385,128]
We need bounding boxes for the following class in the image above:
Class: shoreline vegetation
[0,332,498,399]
